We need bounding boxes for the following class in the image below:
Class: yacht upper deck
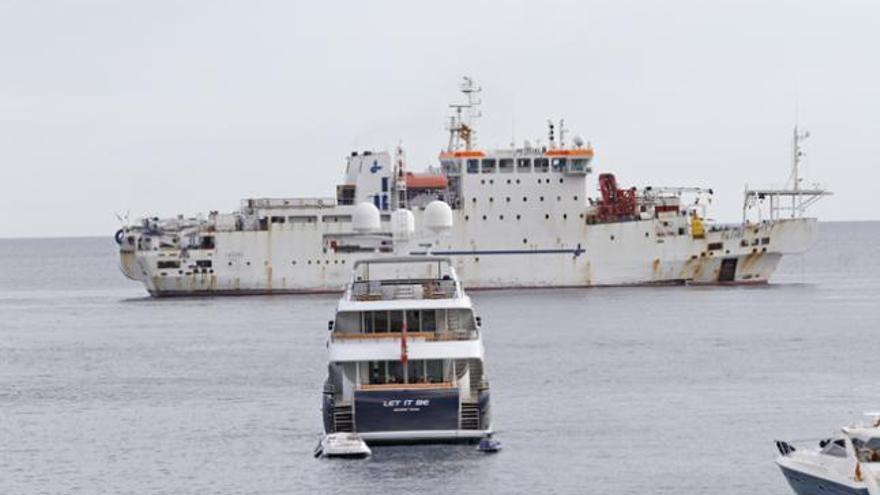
[339,257,467,310]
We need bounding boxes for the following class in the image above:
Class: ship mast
[447,77,482,152]
[742,126,831,223]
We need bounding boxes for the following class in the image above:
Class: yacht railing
[358,381,455,391]
[350,279,458,301]
[331,330,476,342]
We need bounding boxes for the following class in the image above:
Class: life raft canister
[114,229,125,245]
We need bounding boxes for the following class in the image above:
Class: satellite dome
[424,200,453,233]
[352,202,380,232]
[391,209,415,238]
[572,135,585,148]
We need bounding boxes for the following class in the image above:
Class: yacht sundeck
[776,415,880,495]
[321,255,492,445]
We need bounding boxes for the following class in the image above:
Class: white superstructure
[116,77,829,296]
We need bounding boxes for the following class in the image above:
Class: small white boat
[776,414,880,495]
[314,433,372,459]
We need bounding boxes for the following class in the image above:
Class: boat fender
[114,229,125,245]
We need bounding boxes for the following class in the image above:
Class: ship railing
[241,197,338,210]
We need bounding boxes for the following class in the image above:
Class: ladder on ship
[333,403,353,433]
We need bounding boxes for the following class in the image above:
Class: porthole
[489,197,494,203]
[475,257,480,263]
[246,261,251,266]
[540,196,545,202]
[228,262,232,266]
[644,232,649,237]
[563,214,568,219]
[472,197,477,203]
[523,238,528,244]
[610,236,615,241]
[482,215,487,220]
[579,213,584,219]
[465,215,470,221]
[489,179,494,184]
[516,179,521,184]
[499,215,504,220]
[557,196,562,201]
[559,178,564,184]
[292,261,297,265]
[506,179,511,184]
[308,260,312,264]
[481,179,485,185]
[506,197,511,202]
[545,214,550,219]
[516,214,521,220]
[574,196,579,201]
[523,197,528,202]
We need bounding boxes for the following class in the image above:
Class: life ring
[114,229,125,245]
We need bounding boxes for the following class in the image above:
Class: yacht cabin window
[551,157,567,172]
[517,158,531,172]
[481,159,497,173]
[499,158,514,173]
[467,159,480,174]
[366,359,446,385]
[821,438,847,458]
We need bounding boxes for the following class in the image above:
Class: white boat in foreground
[776,415,880,495]
[314,433,372,459]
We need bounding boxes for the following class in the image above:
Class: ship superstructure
[116,77,828,296]
[321,255,492,444]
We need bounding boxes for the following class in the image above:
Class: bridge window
[499,158,514,173]
[467,159,480,174]
[534,158,549,172]
[517,158,531,172]
[551,157,567,172]
[157,260,180,269]
[481,159,496,173]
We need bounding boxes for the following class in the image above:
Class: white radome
[352,202,381,232]
[391,209,416,238]
[424,200,453,233]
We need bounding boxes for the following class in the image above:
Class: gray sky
[1,0,877,238]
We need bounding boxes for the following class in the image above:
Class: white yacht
[320,228,492,444]
[776,415,880,495]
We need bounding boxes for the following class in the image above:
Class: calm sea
[2,222,878,494]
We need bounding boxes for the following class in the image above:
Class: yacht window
[374,311,389,332]
[534,158,549,173]
[821,438,848,458]
[389,311,405,332]
[467,159,480,174]
[551,157,567,172]
[157,260,180,269]
[481,159,497,173]
[499,158,514,173]
[405,310,420,332]
[426,360,443,382]
[517,158,531,172]
[271,216,285,224]
[421,310,437,332]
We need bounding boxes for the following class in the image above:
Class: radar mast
[446,77,482,152]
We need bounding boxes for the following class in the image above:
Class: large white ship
[116,77,829,296]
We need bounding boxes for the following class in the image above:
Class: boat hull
[778,464,868,495]
[124,215,816,297]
